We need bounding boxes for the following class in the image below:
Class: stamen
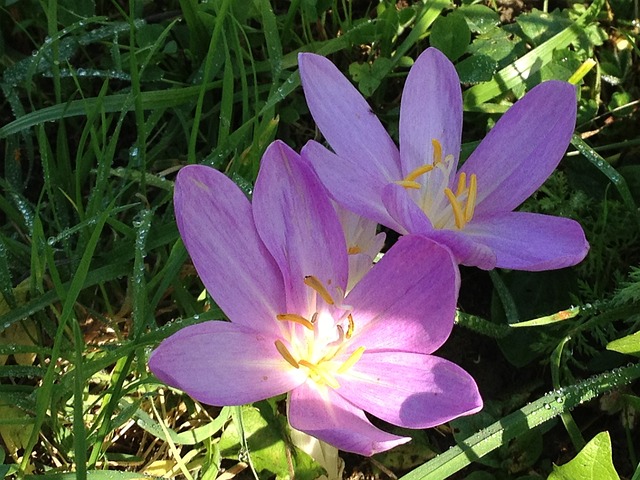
[346,314,355,339]
[337,346,366,374]
[348,246,362,255]
[299,360,340,389]
[394,179,421,189]
[275,340,299,368]
[464,174,478,222]
[456,172,467,197]
[444,188,465,230]
[304,276,335,305]
[404,164,434,182]
[276,314,314,330]
[432,139,443,164]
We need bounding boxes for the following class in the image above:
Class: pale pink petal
[289,382,410,456]
[400,48,463,177]
[174,165,285,333]
[149,321,305,406]
[338,352,483,428]
[253,141,348,314]
[344,235,459,354]
[302,141,403,231]
[298,53,401,180]
[465,211,589,270]
[459,81,577,215]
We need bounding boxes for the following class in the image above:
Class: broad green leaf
[0,280,37,366]
[220,404,325,480]
[456,54,497,84]
[517,9,572,45]
[349,57,393,97]
[463,0,603,106]
[607,331,640,356]
[0,405,33,458]
[547,431,620,480]
[429,13,470,61]
[457,4,500,34]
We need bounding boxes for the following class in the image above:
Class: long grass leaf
[400,362,640,480]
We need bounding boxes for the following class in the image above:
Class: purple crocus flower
[149,140,482,456]
[299,48,589,271]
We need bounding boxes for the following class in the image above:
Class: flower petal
[149,321,305,406]
[253,141,348,314]
[400,48,463,177]
[382,183,497,269]
[459,81,577,214]
[302,141,403,230]
[345,235,459,354]
[174,165,285,332]
[289,382,410,456]
[338,352,483,428]
[298,53,401,180]
[465,211,589,271]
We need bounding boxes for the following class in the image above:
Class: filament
[444,188,465,229]
[299,360,340,389]
[464,174,478,222]
[337,346,366,374]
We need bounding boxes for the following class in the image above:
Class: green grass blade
[400,362,640,480]
[0,84,221,139]
[571,134,640,229]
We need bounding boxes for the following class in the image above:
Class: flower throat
[395,139,478,230]
[274,275,365,389]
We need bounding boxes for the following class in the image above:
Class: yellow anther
[304,275,334,305]
[346,314,355,339]
[404,164,434,182]
[456,172,467,197]
[299,360,340,389]
[275,340,299,369]
[394,179,422,189]
[432,139,443,164]
[276,314,314,330]
[337,346,366,374]
[444,188,465,230]
[464,174,478,222]
[348,246,362,255]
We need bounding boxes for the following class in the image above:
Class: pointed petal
[400,48,463,176]
[339,352,483,428]
[149,321,305,406]
[460,81,577,214]
[382,183,497,269]
[174,165,285,332]
[302,141,402,230]
[289,382,410,456]
[345,235,459,354]
[298,53,401,180]
[253,141,348,314]
[465,212,589,271]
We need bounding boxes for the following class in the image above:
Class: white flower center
[273,276,365,389]
[395,139,478,230]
